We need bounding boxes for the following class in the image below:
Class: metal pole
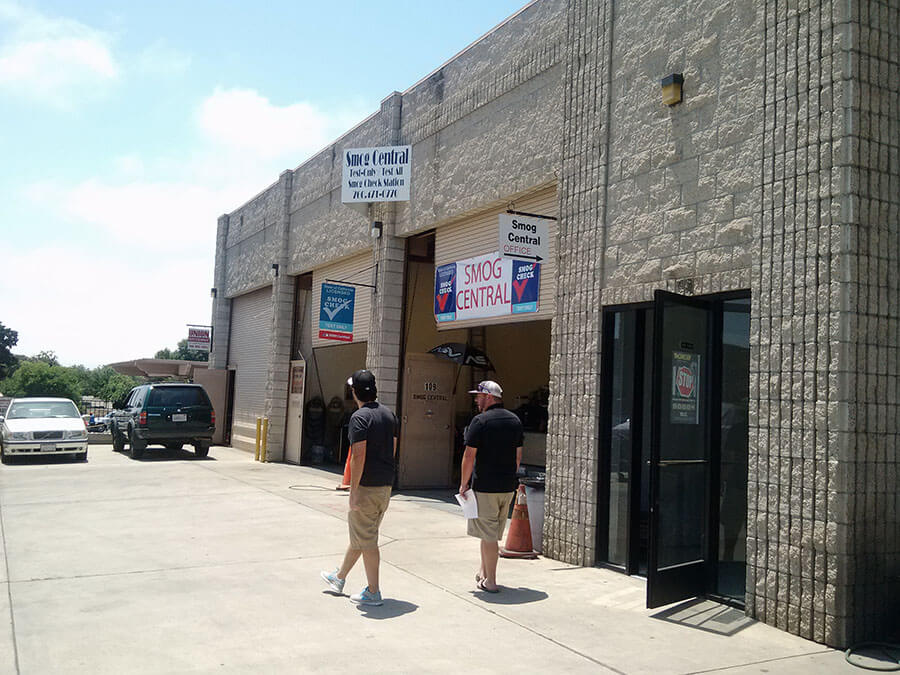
[254,417,261,461]
[261,418,269,463]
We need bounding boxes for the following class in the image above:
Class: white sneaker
[320,569,345,593]
[350,586,383,606]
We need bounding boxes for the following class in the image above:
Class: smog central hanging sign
[670,351,700,424]
[341,145,411,203]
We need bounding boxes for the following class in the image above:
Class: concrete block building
[208,0,898,647]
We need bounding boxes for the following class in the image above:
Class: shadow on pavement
[355,599,418,619]
[473,586,548,605]
[1,454,87,466]
[127,448,218,462]
[650,597,754,637]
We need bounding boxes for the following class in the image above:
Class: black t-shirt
[348,401,398,487]
[464,403,523,493]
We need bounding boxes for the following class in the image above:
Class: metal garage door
[228,286,272,451]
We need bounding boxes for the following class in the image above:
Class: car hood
[3,418,86,433]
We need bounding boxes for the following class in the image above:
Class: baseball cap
[347,369,376,394]
[468,380,502,397]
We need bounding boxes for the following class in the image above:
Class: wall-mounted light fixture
[210,287,218,299]
[271,263,279,277]
[661,73,684,106]
[371,221,383,239]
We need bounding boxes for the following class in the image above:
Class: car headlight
[65,430,88,440]
[11,431,33,441]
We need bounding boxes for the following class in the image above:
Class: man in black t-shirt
[459,380,523,593]
[321,369,397,606]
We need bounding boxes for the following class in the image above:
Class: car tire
[129,428,146,459]
[0,445,8,465]
[193,442,210,458]
[111,426,125,452]
[163,443,183,451]
[75,452,87,461]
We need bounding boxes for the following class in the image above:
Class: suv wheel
[193,442,210,458]
[111,426,125,452]
[129,428,146,459]
[75,451,87,461]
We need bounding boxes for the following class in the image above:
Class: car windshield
[7,400,80,419]
[147,387,208,407]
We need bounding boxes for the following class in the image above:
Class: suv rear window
[147,387,209,407]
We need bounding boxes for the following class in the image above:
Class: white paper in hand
[455,489,478,518]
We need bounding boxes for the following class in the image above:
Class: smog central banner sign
[319,283,356,342]
[434,251,540,323]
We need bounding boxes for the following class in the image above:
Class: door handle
[657,459,707,466]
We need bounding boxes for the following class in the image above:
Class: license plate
[171,414,187,422]
[40,444,56,452]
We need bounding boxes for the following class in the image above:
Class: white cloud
[12,87,375,367]
[60,179,225,249]
[0,243,213,368]
[196,87,350,160]
[0,1,118,105]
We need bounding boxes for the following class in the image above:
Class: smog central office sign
[434,251,540,323]
[341,145,411,203]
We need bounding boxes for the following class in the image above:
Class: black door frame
[597,289,750,601]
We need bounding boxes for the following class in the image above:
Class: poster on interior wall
[319,283,356,342]
[434,252,540,323]
[670,351,700,424]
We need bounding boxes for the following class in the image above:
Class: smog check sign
[498,213,549,263]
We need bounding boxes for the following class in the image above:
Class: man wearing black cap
[459,380,523,593]
[320,369,398,606]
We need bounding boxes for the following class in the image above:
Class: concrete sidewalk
[0,445,855,674]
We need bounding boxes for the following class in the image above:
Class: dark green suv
[109,384,215,459]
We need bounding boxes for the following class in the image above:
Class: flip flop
[475,573,483,584]
[477,579,500,594]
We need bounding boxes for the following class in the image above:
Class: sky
[0,0,529,368]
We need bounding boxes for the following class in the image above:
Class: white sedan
[0,397,88,462]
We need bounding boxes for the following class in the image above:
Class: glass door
[647,290,713,608]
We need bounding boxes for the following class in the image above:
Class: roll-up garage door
[435,185,557,330]
[311,251,373,349]
[228,286,272,451]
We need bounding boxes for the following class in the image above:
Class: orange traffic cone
[500,484,537,559]
[336,449,351,490]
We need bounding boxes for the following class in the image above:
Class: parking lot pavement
[0,445,853,674]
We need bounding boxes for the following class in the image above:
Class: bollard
[254,417,262,461]
[261,417,269,463]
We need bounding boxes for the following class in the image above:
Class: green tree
[1,361,82,401]
[86,367,141,403]
[154,340,208,362]
[0,322,18,379]
[32,350,60,366]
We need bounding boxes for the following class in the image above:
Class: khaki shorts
[467,490,515,541]
[348,485,392,549]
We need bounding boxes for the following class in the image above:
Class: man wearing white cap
[459,380,523,593]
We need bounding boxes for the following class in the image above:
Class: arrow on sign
[505,253,543,262]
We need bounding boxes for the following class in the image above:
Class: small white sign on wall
[341,145,411,203]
